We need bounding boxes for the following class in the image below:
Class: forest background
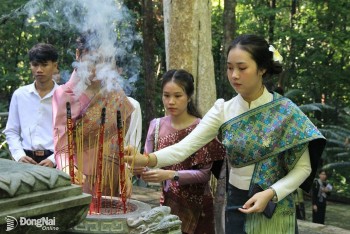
[0,0,349,201]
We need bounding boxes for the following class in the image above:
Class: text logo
[5,216,18,232]
[4,216,59,231]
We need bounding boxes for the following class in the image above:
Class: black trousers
[296,203,306,220]
[225,183,248,234]
[24,149,52,163]
[312,201,326,224]
[225,183,299,234]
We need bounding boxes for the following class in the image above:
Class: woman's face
[162,81,189,117]
[227,47,266,102]
[76,49,103,82]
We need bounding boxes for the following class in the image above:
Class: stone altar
[0,159,91,233]
[0,159,183,234]
[68,199,182,233]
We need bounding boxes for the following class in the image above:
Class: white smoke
[23,0,141,96]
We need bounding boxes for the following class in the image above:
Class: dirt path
[132,186,350,233]
[303,198,350,231]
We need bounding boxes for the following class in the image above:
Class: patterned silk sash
[220,93,325,169]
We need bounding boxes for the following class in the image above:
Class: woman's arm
[270,148,311,201]
[240,148,312,215]
[176,163,212,185]
[153,100,225,168]
[140,163,212,185]
[143,119,156,154]
[53,78,89,170]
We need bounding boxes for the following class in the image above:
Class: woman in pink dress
[53,33,142,201]
[138,69,225,234]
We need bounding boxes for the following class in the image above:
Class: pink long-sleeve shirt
[144,117,212,187]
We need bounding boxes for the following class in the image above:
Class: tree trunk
[142,0,156,129]
[163,0,216,114]
[268,0,276,43]
[219,0,236,100]
[286,0,297,89]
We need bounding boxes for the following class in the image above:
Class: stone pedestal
[0,159,182,234]
[68,199,151,233]
[68,199,182,233]
[0,159,91,233]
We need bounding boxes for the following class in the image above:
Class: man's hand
[38,159,54,167]
[19,156,38,165]
[313,205,318,212]
[239,188,274,214]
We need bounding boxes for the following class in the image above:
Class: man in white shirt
[3,43,59,167]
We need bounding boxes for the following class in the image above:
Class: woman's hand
[140,169,174,183]
[132,167,147,176]
[123,145,157,167]
[239,188,275,214]
[313,204,318,212]
[123,145,147,166]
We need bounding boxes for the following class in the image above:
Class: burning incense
[117,110,127,213]
[66,102,75,183]
[95,107,106,213]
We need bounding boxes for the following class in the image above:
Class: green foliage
[0,113,10,160]
[327,168,350,198]
[0,0,76,113]
[0,133,11,160]
[1,0,350,198]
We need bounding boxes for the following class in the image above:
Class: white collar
[237,87,273,109]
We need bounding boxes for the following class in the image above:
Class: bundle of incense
[117,110,127,213]
[95,107,106,214]
[66,102,75,183]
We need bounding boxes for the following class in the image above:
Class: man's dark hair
[28,43,58,63]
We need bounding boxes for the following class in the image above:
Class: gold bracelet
[149,153,158,167]
[153,153,158,166]
[144,153,150,167]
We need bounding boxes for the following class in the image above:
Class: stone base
[0,185,91,233]
[67,199,151,233]
[297,220,350,234]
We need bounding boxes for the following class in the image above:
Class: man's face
[30,60,57,83]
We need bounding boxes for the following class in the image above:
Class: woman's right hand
[313,205,317,212]
[239,188,274,214]
[123,145,149,167]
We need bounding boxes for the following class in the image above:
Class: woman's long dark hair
[162,69,202,118]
